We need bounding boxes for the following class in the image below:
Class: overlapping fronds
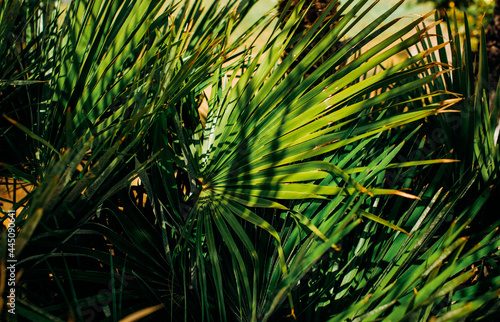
[0,0,499,321]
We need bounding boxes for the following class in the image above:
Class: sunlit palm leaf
[157,1,463,320]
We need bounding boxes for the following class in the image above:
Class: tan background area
[0,178,32,216]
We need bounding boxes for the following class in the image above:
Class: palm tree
[1,0,499,321]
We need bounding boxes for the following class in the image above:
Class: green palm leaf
[152,1,462,319]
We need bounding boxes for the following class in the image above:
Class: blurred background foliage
[417,0,498,53]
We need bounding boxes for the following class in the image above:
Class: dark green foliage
[0,0,499,321]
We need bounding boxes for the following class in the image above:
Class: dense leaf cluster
[0,0,499,321]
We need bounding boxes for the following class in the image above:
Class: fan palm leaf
[3,0,498,321]
[148,0,461,320]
